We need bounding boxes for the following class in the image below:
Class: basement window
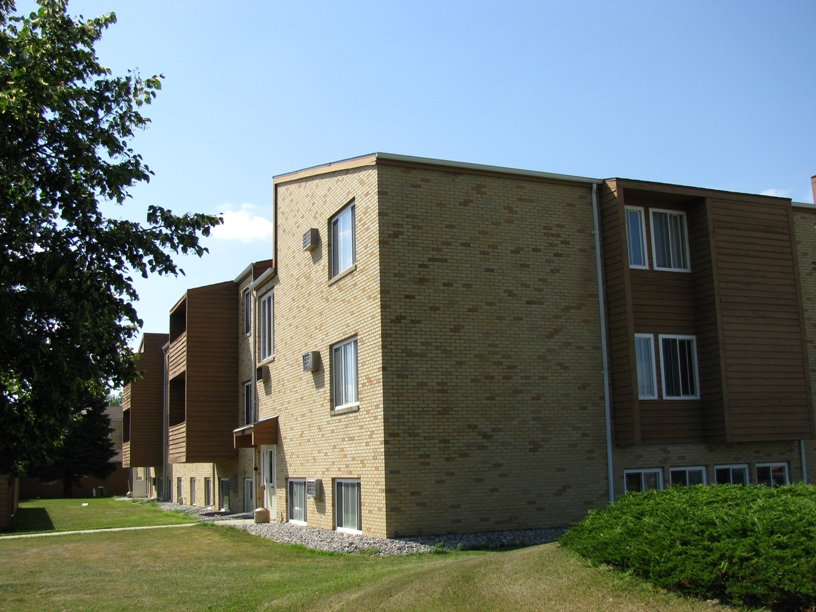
[669,466,706,486]
[715,464,749,485]
[756,463,789,487]
[624,469,663,493]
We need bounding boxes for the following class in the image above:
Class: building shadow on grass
[11,507,55,533]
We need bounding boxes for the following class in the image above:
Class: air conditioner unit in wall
[257,364,270,382]
[302,228,319,252]
[306,479,323,499]
[302,351,321,373]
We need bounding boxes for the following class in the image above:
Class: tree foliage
[0,0,221,476]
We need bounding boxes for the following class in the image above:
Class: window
[625,206,648,269]
[659,335,699,399]
[289,479,307,524]
[167,478,172,502]
[177,477,182,504]
[336,479,362,533]
[243,381,253,425]
[243,288,251,335]
[204,477,212,507]
[220,478,230,511]
[650,209,690,271]
[715,465,749,485]
[259,291,274,362]
[190,477,196,506]
[756,463,789,487]
[635,334,657,399]
[331,202,356,277]
[624,469,663,493]
[670,467,706,486]
[333,337,359,410]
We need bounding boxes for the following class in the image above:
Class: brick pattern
[170,461,239,509]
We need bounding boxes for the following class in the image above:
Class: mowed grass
[0,523,733,611]
[2,498,195,535]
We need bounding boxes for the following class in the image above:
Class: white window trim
[650,208,691,272]
[634,333,658,400]
[243,287,251,335]
[623,468,663,493]
[331,201,356,278]
[625,206,649,270]
[669,466,707,486]
[258,290,274,363]
[332,336,359,411]
[756,462,789,487]
[658,334,700,400]
[335,478,362,534]
[714,464,750,485]
[288,478,307,525]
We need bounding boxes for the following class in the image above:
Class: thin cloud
[210,204,273,242]
[760,188,792,198]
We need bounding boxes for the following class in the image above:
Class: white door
[244,478,253,513]
[261,445,276,519]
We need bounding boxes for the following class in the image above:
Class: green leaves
[0,1,221,477]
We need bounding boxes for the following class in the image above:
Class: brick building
[124,154,816,539]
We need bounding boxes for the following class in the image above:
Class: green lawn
[2,498,195,535]
[0,523,733,611]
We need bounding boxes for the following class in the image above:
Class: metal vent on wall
[302,228,319,252]
[302,351,320,373]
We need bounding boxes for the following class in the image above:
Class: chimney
[812,175,816,204]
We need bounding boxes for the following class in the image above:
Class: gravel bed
[153,501,565,556]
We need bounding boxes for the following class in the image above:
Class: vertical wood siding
[123,333,168,468]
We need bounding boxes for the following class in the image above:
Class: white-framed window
[335,479,362,533]
[259,290,274,362]
[625,206,648,269]
[331,201,356,278]
[634,334,658,399]
[669,466,706,486]
[332,337,359,410]
[624,469,663,493]
[243,381,253,425]
[190,477,196,506]
[756,462,789,487]
[650,209,690,272]
[715,464,749,485]
[658,334,699,399]
[288,479,307,525]
[243,288,251,335]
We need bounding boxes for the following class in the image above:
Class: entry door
[244,478,253,513]
[261,445,276,519]
[220,478,230,512]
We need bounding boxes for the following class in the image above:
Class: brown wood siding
[125,333,168,468]
[168,421,186,463]
[122,440,130,467]
[599,181,637,445]
[710,198,813,441]
[167,332,187,380]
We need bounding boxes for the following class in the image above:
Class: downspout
[161,341,170,501]
[801,440,808,484]
[591,183,615,504]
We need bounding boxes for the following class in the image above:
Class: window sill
[258,355,275,367]
[289,520,307,527]
[336,527,362,535]
[332,403,360,416]
[329,264,357,286]
[653,266,691,273]
[662,396,700,401]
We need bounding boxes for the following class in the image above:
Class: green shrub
[560,484,816,611]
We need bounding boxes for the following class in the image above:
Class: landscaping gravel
[154,501,566,556]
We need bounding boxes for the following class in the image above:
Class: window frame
[658,334,700,400]
[243,380,253,425]
[650,208,691,272]
[243,287,252,335]
[335,479,362,534]
[634,333,658,400]
[288,479,307,525]
[176,477,182,504]
[331,201,356,278]
[190,477,196,506]
[715,464,750,485]
[669,466,707,487]
[624,468,663,493]
[756,462,789,488]
[204,477,212,507]
[332,336,359,411]
[625,206,649,269]
[258,290,274,363]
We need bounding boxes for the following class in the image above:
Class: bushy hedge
[560,484,816,611]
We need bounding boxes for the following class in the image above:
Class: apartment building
[124,154,816,539]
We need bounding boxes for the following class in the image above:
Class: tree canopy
[0,0,221,477]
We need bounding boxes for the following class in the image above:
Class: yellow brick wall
[377,163,609,536]
[237,271,259,512]
[260,166,386,535]
[169,461,240,509]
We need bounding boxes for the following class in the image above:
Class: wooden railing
[167,331,187,380]
[168,421,186,461]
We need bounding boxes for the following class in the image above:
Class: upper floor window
[331,202,356,277]
[650,209,690,272]
[625,206,648,269]
[333,337,359,410]
[243,288,251,335]
[634,333,657,399]
[659,334,699,399]
[259,290,274,362]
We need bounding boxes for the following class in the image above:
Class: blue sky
[19,1,816,343]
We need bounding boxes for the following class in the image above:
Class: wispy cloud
[210,204,273,242]
[760,188,792,198]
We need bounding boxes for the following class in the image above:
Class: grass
[2,498,195,535]
[0,522,734,611]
